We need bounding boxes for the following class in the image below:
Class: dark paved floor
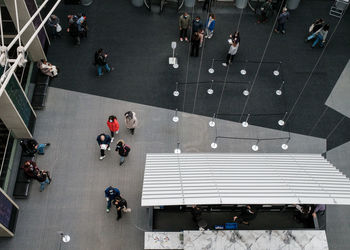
[44,0,350,151]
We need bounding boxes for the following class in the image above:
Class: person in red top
[107,115,119,142]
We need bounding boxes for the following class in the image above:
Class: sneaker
[180,38,183,42]
[107,147,111,151]
[120,161,124,166]
[111,137,114,143]
[125,208,132,213]
[115,131,119,134]
[100,156,106,160]
[109,67,115,72]
[281,30,286,34]
[46,143,51,146]
[106,208,110,213]
[222,63,227,67]
[205,35,208,38]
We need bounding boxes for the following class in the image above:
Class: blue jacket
[105,186,120,200]
[96,134,111,145]
[205,19,215,31]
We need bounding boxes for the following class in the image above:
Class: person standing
[104,186,120,213]
[305,24,329,48]
[191,32,201,57]
[67,15,80,45]
[107,115,119,142]
[47,14,61,38]
[205,14,215,39]
[274,7,290,34]
[114,196,130,220]
[124,111,137,135]
[115,140,131,166]
[257,0,273,24]
[192,16,203,34]
[222,40,239,67]
[179,12,191,42]
[35,170,52,192]
[96,133,111,160]
[94,48,114,77]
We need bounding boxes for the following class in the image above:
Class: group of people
[104,186,131,220]
[305,18,330,48]
[67,13,88,46]
[96,111,137,164]
[20,139,52,192]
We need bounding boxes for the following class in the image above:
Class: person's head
[108,115,116,122]
[209,13,215,19]
[283,7,287,12]
[183,12,188,18]
[108,187,116,196]
[116,140,125,148]
[232,40,238,47]
[50,15,57,20]
[323,24,330,31]
[98,48,103,54]
[125,111,133,120]
[100,134,105,141]
[77,13,82,18]
[40,59,47,64]
[195,16,200,22]
[24,161,30,166]
[234,31,239,37]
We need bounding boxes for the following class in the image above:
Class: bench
[13,154,34,199]
[31,72,50,110]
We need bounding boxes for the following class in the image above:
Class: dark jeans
[117,208,122,219]
[180,29,188,39]
[110,131,114,137]
[277,22,286,32]
[191,44,199,57]
[226,54,235,64]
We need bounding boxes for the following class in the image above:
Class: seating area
[12,154,34,199]
[31,72,50,110]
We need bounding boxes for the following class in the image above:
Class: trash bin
[286,0,301,10]
[235,0,248,9]
[185,0,195,8]
[132,0,144,7]
[80,0,93,6]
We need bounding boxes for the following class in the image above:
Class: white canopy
[141,153,350,206]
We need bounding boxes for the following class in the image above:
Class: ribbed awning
[141,153,350,206]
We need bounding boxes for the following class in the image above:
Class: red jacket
[107,118,119,132]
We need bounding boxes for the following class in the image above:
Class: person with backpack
[96,133,111,160]
[94,48,114,77]
[107,115,119,142]
[104,186,121,213]
[115,140,130,166]
[22,160,40,179]
[114,196,131,220]
[35,170,52,192]
[124,111,137,135]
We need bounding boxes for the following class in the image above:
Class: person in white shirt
[222,40,239,67]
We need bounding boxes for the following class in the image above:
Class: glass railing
[0,67,36,129]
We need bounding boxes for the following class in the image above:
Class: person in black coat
[94,49,113,77]
[191,32,201,57]
[114,196,129,220]
[115,140,131,166]
[233,205,256,225]
[192,16,203,34]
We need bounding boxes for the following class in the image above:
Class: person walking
[114,196,131,220]
[191,32,201,57]
[205,14,215,39]
[107,115,119,142]
[115,140,131,166]
[179,12,191,42]
[222,40,239,67]
[305,24,329,48]
[124,111,137,135]
[47,14,61,38]
[35,170,52,192]
[94,48,114,77]
[274,7,290,34]
[104,186,120,213]
[96,133,111,160]
[192,16,203,34]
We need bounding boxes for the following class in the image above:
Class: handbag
[56,23,62,33]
